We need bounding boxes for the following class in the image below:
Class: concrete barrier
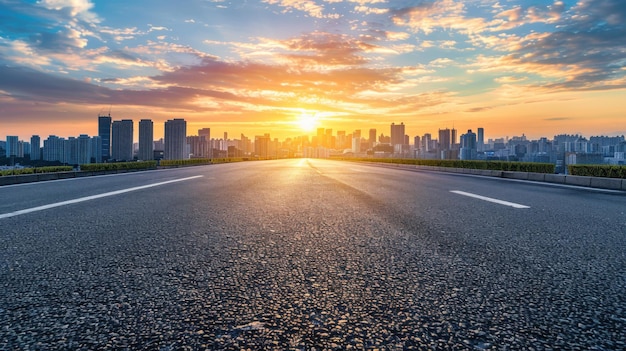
[589,177,623,190]
[57,172,76,179]
[16,174,39,184]
[37,173,59,181]
[544,174,566,184]
[527,173,546,182]
[0,176,17,186]
[623,180,626,191]
[502,171,529,180]
[565,175,591,187]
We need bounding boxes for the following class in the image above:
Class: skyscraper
[30,135,41,160]
[5,136,19,158]
[460,129,477,160]
[98,114,112,161]
[438,128,451,151]
[199,128,211,158]
[111,119,133,161]
[477,127,484,152]
[369,128,377,149]
[164,118,187,160]
[138,119,154,161]
[390,123,405,146]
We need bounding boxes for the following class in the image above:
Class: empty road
[1,159,625,350]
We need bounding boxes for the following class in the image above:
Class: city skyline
[0,0,624,140]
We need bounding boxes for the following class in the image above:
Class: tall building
[98,114,112,161]
[369,129,377,149]
[438,128,451,150]
[390,123,405,147]
[164,118,187,160]
[138,119,154,161]
[5,136,19,158]
[477,127,484,152]
[111,119,134,161]
[30,135,41,160]
[255,134,270,158]
[199,128,211,158]
[460,129,477,160]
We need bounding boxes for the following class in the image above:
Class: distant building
[111,119,134,161]
[98,114,112,161]
[477,127,484,152]
[460,129,477,160]
[30,135,41,160]
[138,119,154,161]
[5,136,19,158]
[255,134,270,158]
[390,123,405,154]
[164,118,187,160]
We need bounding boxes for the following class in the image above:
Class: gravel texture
[1,162,625,350]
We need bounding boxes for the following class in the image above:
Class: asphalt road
[1,159,625,350]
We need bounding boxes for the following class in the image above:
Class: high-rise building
[199,128,211,158]
[30,135,41,160]
[164,118,187,160]
[438,128,451,150]
[369,129,377,149]
[255,134,270,158]
[98,114,112,161]
[477,127,484,152]
[5,136,19,158]
[111,119,134,161]
[390,123,405,147]
[460,129,477,160]
[138,119,154,161]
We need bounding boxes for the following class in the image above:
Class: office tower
[199,128,211,158]
[255,134,270,158]
[5,136,18,157]
[30,135,41,160]
[111,119,134,161]
[164,118,187,160]
[460,129,477,160]
[438,128,451,150]
[477,127,484,152]
[422,133,432,152]
[451,128,457,147]
[98,114,112,161]
[138,119,154,161]
[369,129,377,149]
[91,136,102,163]
[390,123,405,147]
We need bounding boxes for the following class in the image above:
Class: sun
[296,111,319,132]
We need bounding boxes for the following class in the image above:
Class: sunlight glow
[296,111,319,132]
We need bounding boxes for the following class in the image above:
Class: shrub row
[338,157,556,173]
[210,158,248,164]
[159,159,211,167]
[0,166,74,176]
[80,161,157,172]
[568,164,626,179]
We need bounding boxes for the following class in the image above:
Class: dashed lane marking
[0,176,203,220]
[450,190,530,209]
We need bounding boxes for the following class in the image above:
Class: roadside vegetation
[338,157,556,174]
[568,164,626,179]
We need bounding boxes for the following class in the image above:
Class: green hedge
[568,164,626,179]
[80,161,157,172]
[210,158,248,164]
[336,157,555,173]
[0,166,73,176]
[159,158,211,167]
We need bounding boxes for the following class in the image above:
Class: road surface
[1,159,625,349]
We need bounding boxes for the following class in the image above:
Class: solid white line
[450,190,530,209]
[0,176,203,220]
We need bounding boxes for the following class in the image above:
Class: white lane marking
[450,190,530,209]
[0,176,203,220]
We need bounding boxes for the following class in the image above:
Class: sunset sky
[0,0,624,141]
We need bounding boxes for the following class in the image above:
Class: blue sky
[0,0,624,140]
